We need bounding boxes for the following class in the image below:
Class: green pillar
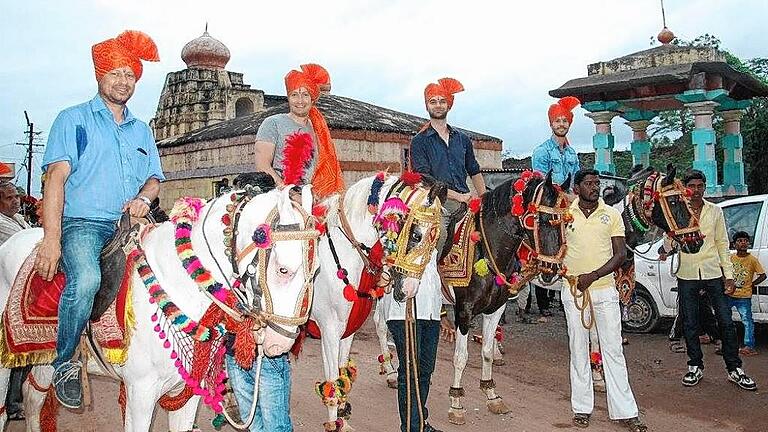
[720,110,748,195]
[622,111,656,169]
[687,102,720,196]
[585,111,618,174]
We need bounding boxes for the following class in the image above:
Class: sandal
[669,341,686,353]
[619,417,648,432]
[573,413,590,428]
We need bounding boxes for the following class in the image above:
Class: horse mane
[320,174,400,227]
[482,177,515,217]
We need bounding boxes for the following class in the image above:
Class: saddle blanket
[439,211,477,288]
[0,246,133,367]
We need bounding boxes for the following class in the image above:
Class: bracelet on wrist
[137,195,152,206]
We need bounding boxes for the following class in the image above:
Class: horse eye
[411,231,422,243]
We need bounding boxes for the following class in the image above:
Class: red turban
[92,30,159,81]
[547,97,580,124]
[0,163,11,176]
[284,64,330,101]
[283,64,344,198]
[423,78,464,109]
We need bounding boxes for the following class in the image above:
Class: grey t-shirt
[256,113,317,184]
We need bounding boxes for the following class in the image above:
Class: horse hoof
[448,408,466,425]
[338,401,352,420]
[492,358,506,366]
[487,398,511,414]
[340,421,355,432]
[387,378,398,389]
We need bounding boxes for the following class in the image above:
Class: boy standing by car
[728,231,766,356]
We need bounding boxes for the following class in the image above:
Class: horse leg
[589,326,605,392]
[23,366,53,432]
[448,329,469,425]
[319,326,344,432]
[167,395,201,432]
[480,306,510,415]
[123,379,161,432]
[373,301,397,388]
[336,335,356,432]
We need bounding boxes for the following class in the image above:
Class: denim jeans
[53,218,116,369]
[678,278,741,371]
[730,298,755,349]
[226,353,292,432]
[387,319,440,432]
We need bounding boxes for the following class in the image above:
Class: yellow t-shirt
[729,253,765,299]
[564,198,625,290]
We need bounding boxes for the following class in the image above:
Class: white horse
[310,174,445,432]
[0,186,316,432]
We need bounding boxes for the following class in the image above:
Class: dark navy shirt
[410,125,480,193]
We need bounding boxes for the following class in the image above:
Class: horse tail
[40,386,58,432]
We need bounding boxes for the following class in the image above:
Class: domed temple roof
[181,30,230,70]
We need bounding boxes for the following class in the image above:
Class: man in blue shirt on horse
[525,97,581,320]
[35,30,163,409]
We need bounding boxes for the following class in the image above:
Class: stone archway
[235,97,254,117]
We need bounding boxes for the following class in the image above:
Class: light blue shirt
[531,136,580,186]
[42,95,165,221]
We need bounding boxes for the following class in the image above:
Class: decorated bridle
[217,188,321,338]
[372,173,442,294]
[476,170,572,294]
[625,171,703,247]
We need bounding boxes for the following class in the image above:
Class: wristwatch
[137,195,152,206]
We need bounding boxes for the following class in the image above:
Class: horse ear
[301,185,313,214]
[664,164,676,185]
[560,174,572,192]
[278,187,296,224]
[545,170,553,186]
[428,182,448,207]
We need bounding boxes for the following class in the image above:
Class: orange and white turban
[423,78,464,109]
[91,30,160,81]
[283,64,344,198]
[547,97,580,124]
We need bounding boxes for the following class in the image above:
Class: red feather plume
[282,132,314,186]
[401,171,422,186]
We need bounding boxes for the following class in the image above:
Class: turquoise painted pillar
[585,111,618,174]
[720,110,748,195]
[627,120,652,168]
[685,101,721,196]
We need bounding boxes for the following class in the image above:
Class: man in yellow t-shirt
[562,169,646,431]
[728,231,766,357]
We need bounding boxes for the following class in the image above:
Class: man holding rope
[562,169,646,431]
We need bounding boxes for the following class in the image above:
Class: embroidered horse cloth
[439,211,477,288]
[0,246,134,367]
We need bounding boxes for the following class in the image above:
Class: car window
[722,202,762,248]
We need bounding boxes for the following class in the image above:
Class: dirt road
[20,305,768,432]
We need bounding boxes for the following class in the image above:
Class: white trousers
[562,285,638,419]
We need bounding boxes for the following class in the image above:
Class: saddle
[91,213,140,320]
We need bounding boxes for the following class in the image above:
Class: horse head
[651,164,704,254]
[373,174,444,302]
[234,185,319,356]
[520,171,571,284]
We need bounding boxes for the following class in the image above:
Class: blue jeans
[387,319,440,432]
[678,278,741,371]
[730,297,755,349]
[53,218,116,369]
[226,353,292,432]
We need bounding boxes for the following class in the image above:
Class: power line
[17,111,44,197]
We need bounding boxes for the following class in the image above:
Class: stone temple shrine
[550,29,768,196]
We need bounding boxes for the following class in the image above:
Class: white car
[626,194,768,333]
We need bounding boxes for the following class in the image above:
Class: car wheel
[622,286,659,333]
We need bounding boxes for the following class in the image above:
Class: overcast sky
[1,0,766,195]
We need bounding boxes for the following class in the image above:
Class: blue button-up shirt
[531,136,580,186]
[410,125,480,193]
[42,95,165,221]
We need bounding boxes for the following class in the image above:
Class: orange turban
[284,64,330,101]
[283,64,344,198]
[547,97,580,124]
[0,163,11,176]
[92,30,159,81]
[424,78,464,109]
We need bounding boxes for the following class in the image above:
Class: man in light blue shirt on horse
[36,30,163,409]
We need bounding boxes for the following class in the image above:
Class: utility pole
[19,111,43,196]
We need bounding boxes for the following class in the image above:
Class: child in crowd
[728,231,766,356]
